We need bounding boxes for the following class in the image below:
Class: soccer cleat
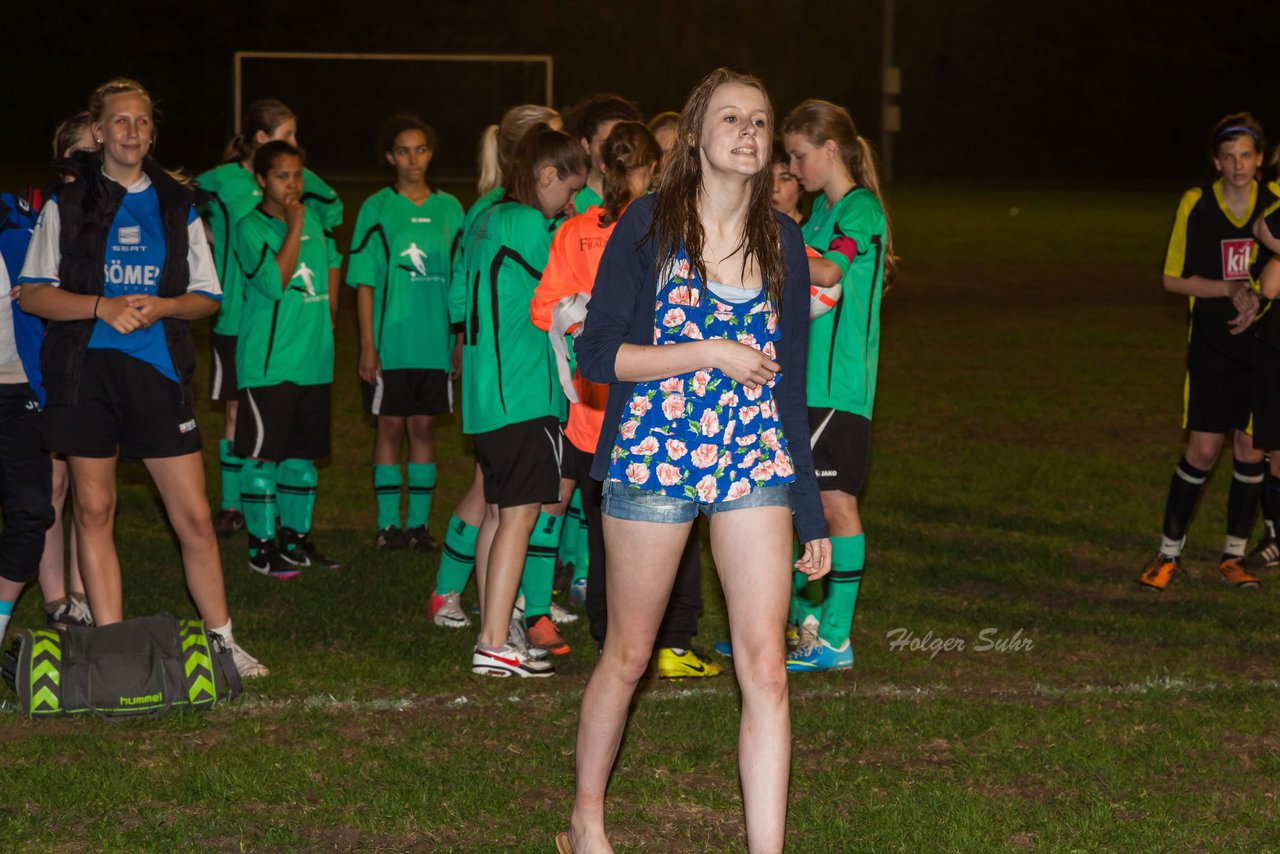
[1219,557,1261,588]
[568,577,588,609]
[713,640,733,657]
[376,525,410,550]
[213,508,245,538]
[549,601,579,625]
[429,590,470,628]
[249,543,302,580]
[279,528,343,570]
[786,636,854,672]
[406,525,437,553]
[213,633,269,678]
[655,647,723,680]
[472,643,555,677]
[1138,554,1180,591]
[1243,537,1280,572]
[526,615,571,656]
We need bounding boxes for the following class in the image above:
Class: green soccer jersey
[573,184,603,216]
[459,199,564,434]
[802,187,886,418]
[198,164,343,337]
[347,187,464,371]
[449,186,504,326]
[197,163,262,336]
[235,206,341,388]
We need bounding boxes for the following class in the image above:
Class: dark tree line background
[7,1,1279,187]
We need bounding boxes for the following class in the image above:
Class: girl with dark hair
[18,79,265,677]
[347,115,463,551]
[1137,113,1276,590]
[563,69,830,853]
[197,99,343,540]
[232,141,343,578]
[461,123,587,677]
[780,99,892,671]
[769,145,803,224]
[429,104,564,631]
[564,93,643,213]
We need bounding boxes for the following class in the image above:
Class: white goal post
[231,51,555,135]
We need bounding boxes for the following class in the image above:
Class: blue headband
[1217,125,1260,143]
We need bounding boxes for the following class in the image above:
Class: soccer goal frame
[231,51,554,134]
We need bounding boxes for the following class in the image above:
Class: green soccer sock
[406,463,437,529]
[788,539,821,625]
[573,514,590,583]
[557,489,584,568]
[278,459,319,537]
[240,459,280,551]
[520,511,563,621]
[219,439,244,512]
[436,513,479,595]
[374,464,403,530]
[818,534,866,646]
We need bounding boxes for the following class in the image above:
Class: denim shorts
[601,479,792,524]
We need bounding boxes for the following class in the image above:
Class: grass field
[6,182,1280,852]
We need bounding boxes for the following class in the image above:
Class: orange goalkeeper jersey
[531,204,617,454]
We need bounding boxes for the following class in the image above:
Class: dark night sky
[8,1,1280,186]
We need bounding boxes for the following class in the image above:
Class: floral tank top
[607,249,796,503]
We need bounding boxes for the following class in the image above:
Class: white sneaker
[796,615,820,656]
[508,616,549,661]
[67,595,95,627]
[472,643,554,677]
[430,590,470,628]
[549,601,579,625]
[223,636,269,679]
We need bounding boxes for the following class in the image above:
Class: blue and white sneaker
[713,640,734,657]
[786,636,854,672]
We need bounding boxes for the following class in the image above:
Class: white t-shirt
[19,172,221,382]
[0,262,27,383]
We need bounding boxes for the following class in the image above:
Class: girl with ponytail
[779,98,891,672]
[431,103,564,629]
[459,123,587,677]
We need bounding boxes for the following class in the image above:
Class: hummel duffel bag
[1,613,242,718]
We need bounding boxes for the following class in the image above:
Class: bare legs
[570,504,794,853]
[373,414,437,466]
[476,502,540,648]
[68,451,227,627]
[36,456,83,605]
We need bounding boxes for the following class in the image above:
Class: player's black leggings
[0,383,53,584]
[576,446,704,650]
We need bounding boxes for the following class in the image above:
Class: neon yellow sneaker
[655,647,722,680]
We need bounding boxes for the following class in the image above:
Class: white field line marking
[5,677,1276,716]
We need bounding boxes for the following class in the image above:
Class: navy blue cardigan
[574,193,829,544]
